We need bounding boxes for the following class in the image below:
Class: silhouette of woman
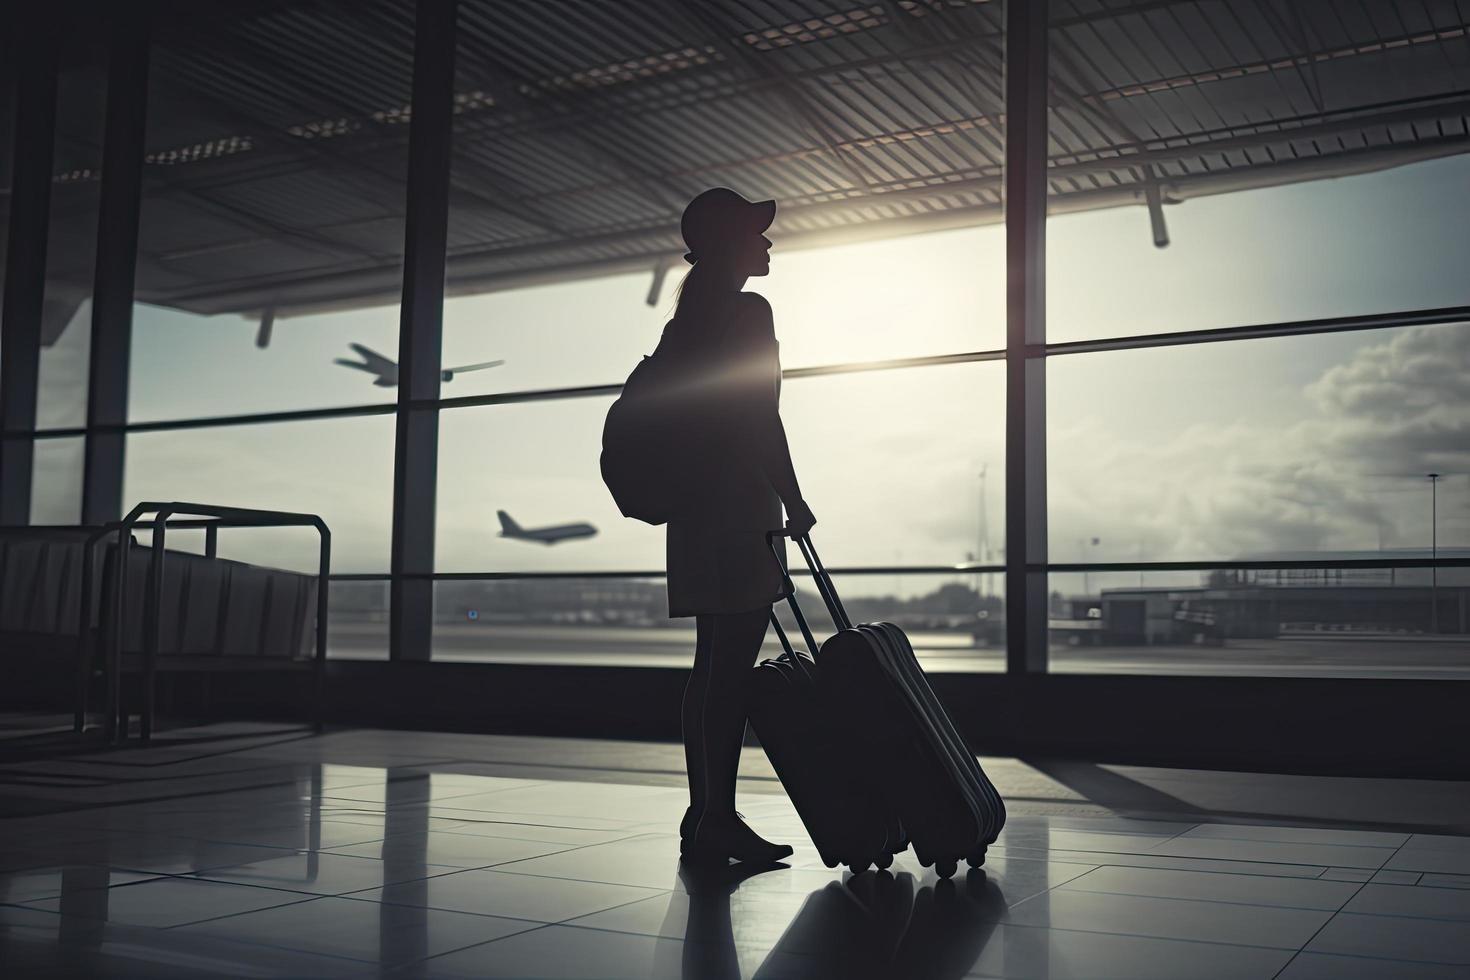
[661,188,816,865]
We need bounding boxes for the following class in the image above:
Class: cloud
[1307,325,1470,475]
[1050,324,1470,561]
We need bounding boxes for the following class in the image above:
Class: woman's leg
[681,615,716,831]
[681,606,770,836]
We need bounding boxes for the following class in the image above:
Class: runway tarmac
[328,620,1470,678]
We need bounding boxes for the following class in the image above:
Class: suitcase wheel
[934,858,958,879]
[874,851,893,871]
[848,860,871,875]
[967,847,987,869]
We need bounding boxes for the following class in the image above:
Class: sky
[26,154,1470,586]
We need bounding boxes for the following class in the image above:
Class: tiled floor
[1,722,1468,978]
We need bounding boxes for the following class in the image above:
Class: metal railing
[77,502,330,743]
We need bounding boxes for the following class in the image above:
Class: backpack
[600,348,687,526]
[603,303,746,525]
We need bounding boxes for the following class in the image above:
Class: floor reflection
[664,860,1008,979]
[380,767,430,967]
[6,728,1469,977]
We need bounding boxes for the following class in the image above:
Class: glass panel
[436,393,660,573]
[1045,1,1470,342]
[759,229,1006,368]
[329,579,389,660]
[1048,564,1469,678]
[129,302,400,422]
[30,436,84,524]
[442,0,1007,399]
[780,362,1005,568]
[129,1,414,421]
[440,274,668,398]
[1047,322,1470,562]
[437,229,1008,401]
[36,49,108,430]
[432,573,1003,671]
[123,415,395,574]
[433,577,670,665]
[435,361,1004,572]
[788,573,1006,675]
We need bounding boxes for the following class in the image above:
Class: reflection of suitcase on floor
[752,870,1007,979]
[746,547,906,874]
[781,531,1006,878]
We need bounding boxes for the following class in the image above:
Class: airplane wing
[349,343,398,371]
[444,359,505,373]
[334,358,383,375]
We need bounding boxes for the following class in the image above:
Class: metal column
[0,15,59,525]
[82,12,151,525]
[390,0,458,661]
[1005,0,1050,673]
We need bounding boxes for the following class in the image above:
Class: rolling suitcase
[775,530,1006,878]
[746,557,907,874]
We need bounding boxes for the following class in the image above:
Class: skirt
[666,488,785,618]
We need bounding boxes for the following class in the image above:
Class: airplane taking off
[498,510,597,545]
[334,343,505,386]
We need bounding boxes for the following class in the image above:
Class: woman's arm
[738,294,815,532]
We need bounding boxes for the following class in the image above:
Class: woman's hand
[785,499,817,537]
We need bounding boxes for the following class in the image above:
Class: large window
[431,279,1006,665]
[1044,0,1470,342]
[13,0,1467,678]
[1048,323,1470,563]
[128,1,414,422]
[1042,0,1470,675]
[425,0,1010,664]
[90,1,418,657]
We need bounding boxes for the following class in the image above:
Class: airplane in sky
[498,510,597,545]
[334,343,505,386]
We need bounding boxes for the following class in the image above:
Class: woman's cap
[680,187,776,265]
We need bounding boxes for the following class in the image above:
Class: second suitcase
[777,530,1007,879]
[746,554,906,874]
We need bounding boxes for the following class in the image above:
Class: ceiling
[9,0,1469,321]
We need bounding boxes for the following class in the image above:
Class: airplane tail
[496,510,522,536]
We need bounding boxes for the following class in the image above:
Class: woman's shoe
[680,811,793,865]
[680,806,697,843]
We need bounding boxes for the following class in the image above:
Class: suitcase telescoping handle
[766,529,853,639]
[766,530,823,672]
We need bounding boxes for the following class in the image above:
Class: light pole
[1080,536,1100,599]
[1428,472,1440,633]
[978,464,990,599]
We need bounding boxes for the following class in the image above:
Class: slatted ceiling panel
[102,0,1470,315]
[445,210,552,253]
[490,3,684,82]
[627,100,833,189]
[526,187,658,236]
[469,131,627,198]
[214,7,414,120]
[206,167,393,229]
